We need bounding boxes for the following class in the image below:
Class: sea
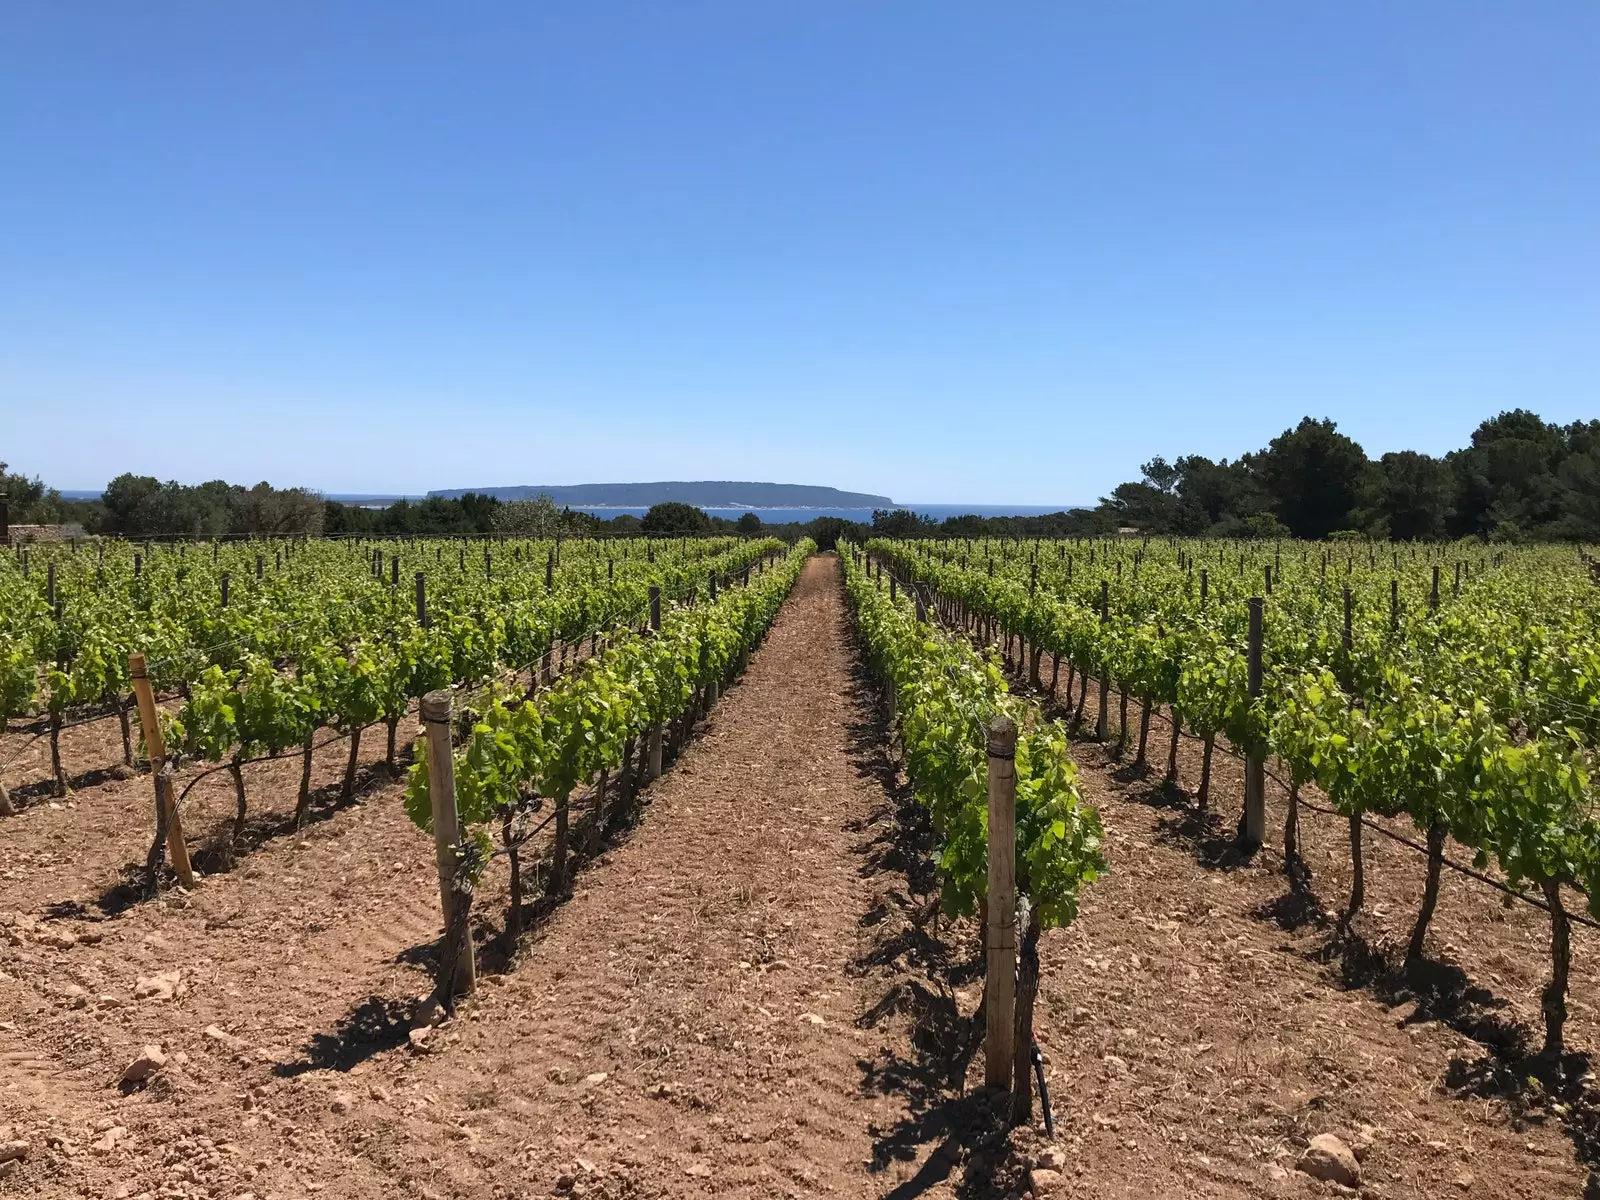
[566,504,1083,524]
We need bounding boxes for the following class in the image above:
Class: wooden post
[1096,581,1110,741]
[390,556,399,587]
[985,715,1017,1091]
[421,690,476,996]
[709,569,718,601]
[221,572,230,606]
[647,585,663,778]
[1199,568,1208,612]
[256,553,264,580]
[1430,565,1440,610]
[1391,578,1399,632]
[129,653,194,888]
[47,563,55,607]
[1241,598,1265,851]
[1342,586,1352,651]
[415,572,428,628]
[546,549,554,591]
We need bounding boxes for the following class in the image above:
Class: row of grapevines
[839,539,1103,1115]
[871,535,1600,1059]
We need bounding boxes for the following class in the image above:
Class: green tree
[1370,450,1452,540]
[641,501,712,534]
[1255,418,1371,539]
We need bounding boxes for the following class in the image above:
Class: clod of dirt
[1028,1167,1064,1195]
[0,1141,28,1164]
[330,1091,355,1115]
[1298,1133,1360,1187]
[119,1045,166,1087]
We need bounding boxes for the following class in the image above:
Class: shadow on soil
[8,765,132,808]
[839,636,1015,1198]
[289,662,761,1076]
[86,762,402,917]
[1294,923,1600,1189]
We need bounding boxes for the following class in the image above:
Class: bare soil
[0,556,1592,1199]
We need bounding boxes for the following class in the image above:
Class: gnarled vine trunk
[1406,820,1447,964]
[49,711,67,797]
[118,696,135,768]
[295,733,316,827]
[1010,900,1043,1126]
[1197,734,1215,811]
[1541,877,1570,1060]
[1136,698,1152,767]
[1167,708,1182,781]
[341,725,362,801]
[1283,783,1300,866]
[503,810,523,946]
[229,752,248,845]
[1345,813,1365,925]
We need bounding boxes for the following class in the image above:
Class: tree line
[0,469,778,540]
[5,409,1595,544]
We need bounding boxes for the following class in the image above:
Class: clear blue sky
[2,3,1596,504]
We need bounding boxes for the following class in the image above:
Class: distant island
[426,481,896,508]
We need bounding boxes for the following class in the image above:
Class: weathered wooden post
[220,572,230,607]
[415,572,428,628]
[421,690,476,997]
[1241,598,1265,851]
[985,715,1017,1090]
[129,653,194,888]
[1096,581,1110,741]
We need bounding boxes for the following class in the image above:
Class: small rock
[547,1067,570,1085]
[1298,1134,1360,1187]
[683,1162,712,1178]
[132,972,181,1003]
[367,1084,391,1103]
[0,1140,28,1164]
[202,1025,243,1049]
[1264,1163,1290,1182]
[582,1072,608,1086]
[407,1027,434,1053]
[1034,1146,1067,1172]
[119,1046,166,1088]
[1028,1167,1064,1195]
[329,1092,354,1115]
[0,1161,16,1181]
[412,995,446,1030]
[90,1126,127,1155]
[647,1082,676,1099]
[1454,1172,1474,1191]
[797,1012,825,1026]
[77,928,104,945]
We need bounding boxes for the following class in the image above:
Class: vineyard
[1,535,1598,1198]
